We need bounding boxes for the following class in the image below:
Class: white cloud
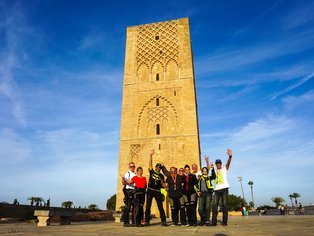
[0,128,31,167]
[271,73,314,100]
[0,127,119,208]
[230,115,295,152]
[282,90,314,109]
[0,4,29,125]
[196,29,314,76]
[36,128,119,163]
[280,1,314,29]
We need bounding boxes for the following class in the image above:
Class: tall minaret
[116,18,200,217]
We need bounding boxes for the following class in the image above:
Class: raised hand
[149,149,155,156]
[204,155,209,163]
[227,149,232,157]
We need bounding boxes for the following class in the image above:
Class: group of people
[121,149,233,227]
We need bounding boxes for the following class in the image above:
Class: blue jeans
[198,191,213,223]
[212,188,228,225]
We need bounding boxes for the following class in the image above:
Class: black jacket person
[161,165,185,225]
[183,164,198,226]
[144,149,167,226]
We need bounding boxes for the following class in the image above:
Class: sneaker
[123,223,131,227]
[211,223,217,226]
[205,223,211,226]
[161,222,168,227]
[136,224,144,227]
[144,222,150,226]
[221,223,228,226]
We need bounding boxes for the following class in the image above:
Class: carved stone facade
[116,18,200,217]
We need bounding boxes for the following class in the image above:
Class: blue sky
[0,0,313,209]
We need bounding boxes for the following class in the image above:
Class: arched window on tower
[156,124,160,135]
[156,98,159,106]
[156,73,159,81]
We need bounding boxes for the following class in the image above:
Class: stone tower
[116,18,200,216]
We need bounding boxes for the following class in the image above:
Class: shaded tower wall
[116,17,200,216]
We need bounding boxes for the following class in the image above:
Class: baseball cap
[155,163,162,168]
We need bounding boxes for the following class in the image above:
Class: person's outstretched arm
[226,149,233,170]
[149,149,154,171]
[161,165,170,178]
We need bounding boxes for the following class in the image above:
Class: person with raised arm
[212,149,233,226]
[144,149,167,226]
[194,155,216,226]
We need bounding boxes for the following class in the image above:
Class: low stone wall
[304,206,314,215]
[0,203,114,222]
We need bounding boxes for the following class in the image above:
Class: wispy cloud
[38,128,119,162]
[197,60,314,89]
[271,72,314,100]
[78,31,108,51]
[230,114,295,152]
[0,128,31,167]
[196,28,314,76]
[0,3,29,125]
[282,90,314,109]
[280,1,314,29]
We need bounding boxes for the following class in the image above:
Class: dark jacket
[194,168,216,193]
[161,166,184,198]
[182,173,198,195]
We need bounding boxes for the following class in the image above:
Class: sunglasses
[129,166,135,168]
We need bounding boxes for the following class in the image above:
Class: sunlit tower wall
[116,18,200,216]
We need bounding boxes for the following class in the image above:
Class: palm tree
[288,195,294,206]
[88,204,99,210]
[28,197,44,206]
[28,197,36,206]
[248,181,254,207]
[271,196,285,207]
[289,193,301,206]
[35,197,45,206]
[61,201,73,208]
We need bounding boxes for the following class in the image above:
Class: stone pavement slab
[0,215,314,236]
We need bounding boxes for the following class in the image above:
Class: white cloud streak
[0,4,28,125]
[271,72,314,100]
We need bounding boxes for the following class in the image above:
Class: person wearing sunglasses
[121,162,137,227]
[161,165,185,226]
[194,155,216,226]
[144,149,167,226]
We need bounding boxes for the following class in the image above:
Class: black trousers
[212,188,228,225]
[186,193,197,225]
[168,197,179,225]
[145,189,166,223]
[133,188,145,226]
[123,188,135,224]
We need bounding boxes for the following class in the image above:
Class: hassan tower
[116,17,200,216]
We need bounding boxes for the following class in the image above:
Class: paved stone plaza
[1,215,314,236]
